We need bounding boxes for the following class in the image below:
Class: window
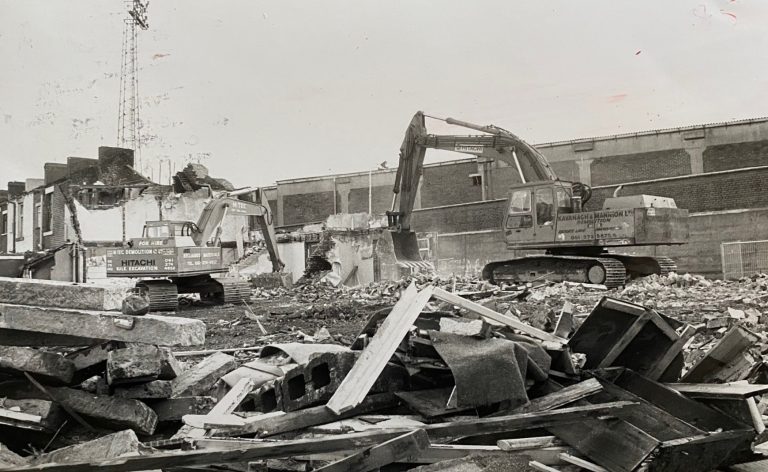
[556,188,572,215]
[16,202,23,239]
[535,188,554,226]
[506,189,532,229]
[469,173,482,186]
[42,189,53,234]
[508,190,531,214]
[1,209,7,235]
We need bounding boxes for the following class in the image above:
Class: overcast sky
[1,1,767,187]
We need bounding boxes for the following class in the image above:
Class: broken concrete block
[0,442,26,468]
[0,346,75,384]
[0,276,132,311]
[114,380,173,400]
[438,317,491,338]
[107,345,162,385]
[29,430,140,465]
[148,396,216,422]
[48,387,157,435]
[78,375,110,395]
[66,342,122,383]
[221,359,286,389]
[706,317,730,329]
[0,304,206,347]
[158,347,182,380]
[171,352,236,398]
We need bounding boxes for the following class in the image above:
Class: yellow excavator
[106,189,284,311]
[387,112,689,288]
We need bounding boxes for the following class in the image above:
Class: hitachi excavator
[387,112,689,288]
[106,189,284,311]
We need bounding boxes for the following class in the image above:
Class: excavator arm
[194,193,284,272]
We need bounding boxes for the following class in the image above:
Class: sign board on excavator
[106,247,224,277]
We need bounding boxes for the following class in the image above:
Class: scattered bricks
[66,342,123,383]
[171,352,237,398]
[148,396,216,422]
[0,346,75,385]
[29,430,140,465]
[107,345,162,386]
[438,318,491,338]
[47,387,158,435]
[114,380,173,400]
[0,304,206,347]
[0,276,132,311]
[706,317,730,330]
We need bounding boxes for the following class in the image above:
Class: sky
[1,0,767,188]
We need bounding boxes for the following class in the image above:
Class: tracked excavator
[387,112,689,288]
[106,189,284,311]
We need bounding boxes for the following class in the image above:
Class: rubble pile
[2,274,768,471]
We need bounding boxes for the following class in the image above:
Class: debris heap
[1,274,768,471]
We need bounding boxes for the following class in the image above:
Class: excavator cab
[503,181,585,245]
[133,221,198,248]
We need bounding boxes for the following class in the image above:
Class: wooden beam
[645,325,696,381]
[497,436,560,451]
[12,402,634,472]
[529,461,562,472]
[559,452,608,472]
[220,393,398,437]
[512,378,602,414]
[327,284,431,414]
[596,311,651,368]
[314,429,430,472]
[432,287,565,345]
[180,378,256,439]
[665,382,768,400]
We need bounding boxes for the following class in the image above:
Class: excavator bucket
[391,231,434,271]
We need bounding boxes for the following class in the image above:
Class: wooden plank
[314,429,430,472]
[0,303,205,347]
[747,397,766,433]
[596,311,651,368]
[432,287,565,344]
[221,393,398,437]
[682,325,759,383]
[327,284,430,414]
[646,325,697,381]
[497,436,560,451]
[559,453,608,472]
[665,382,768,400]
[653,430,754,472]
[529,461,562,472]
[12,402,634,472]
[553,302,574,339]
[511,378,602,414]
[549,417,659,472]
[180,378,256,439]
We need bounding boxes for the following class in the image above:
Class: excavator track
[218,278,252,305]
[655,256,678,276]
[136,280,179,312]
[603,254,678,279]
[483,255,627,288]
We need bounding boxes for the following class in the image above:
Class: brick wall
[348,185,392,214]
[590,149,691,186]
[585,167,768,213]
[412,199,506,234]
[420,162,482,207]
[702,140,768,172]
[282,191,335,226]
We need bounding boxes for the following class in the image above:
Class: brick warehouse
[263,116,768,277]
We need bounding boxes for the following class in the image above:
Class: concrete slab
[171,352,236,398]
[0,399,65,431]
[0,277,132,311]
[0,346,75,384]
[0,304,205,347]
[0,442,26,468]
[107,345,162,385]
[48,387,157,435]
[114,380,173,400]
[30,430,140,465]
[149,396,216,422]
[66,342,122,383]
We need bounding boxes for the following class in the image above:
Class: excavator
[106,189,284,311]
[387,112,689,288]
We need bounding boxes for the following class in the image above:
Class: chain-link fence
[721,240,768,280]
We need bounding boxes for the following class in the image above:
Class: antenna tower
[117,0,149,172]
